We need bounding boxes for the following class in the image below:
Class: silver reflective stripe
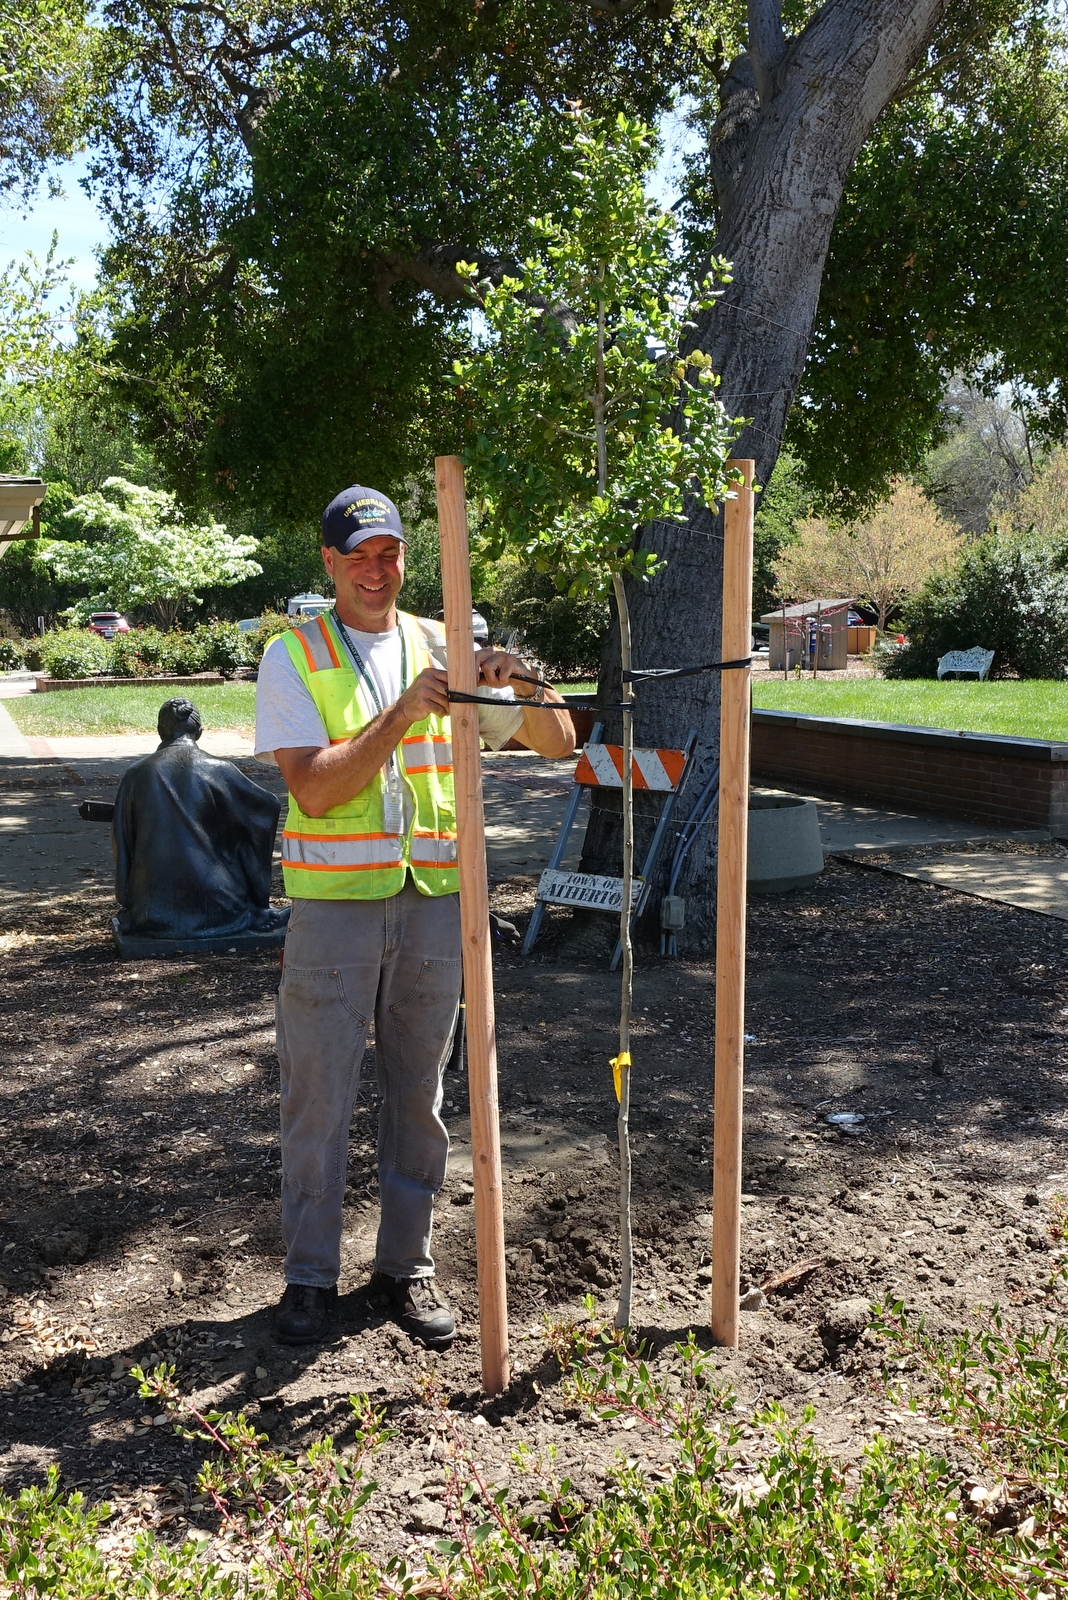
[282,834,402,869]
[401,735,453,771]
[294,616,342,673]
[409,833,458,866]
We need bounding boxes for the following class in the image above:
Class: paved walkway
[1,696,1063,922]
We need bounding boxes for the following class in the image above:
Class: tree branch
[373,242,511,308]
[748,0,787,102]
[373,239,579,334]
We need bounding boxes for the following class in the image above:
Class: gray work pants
[275,883,461,1287]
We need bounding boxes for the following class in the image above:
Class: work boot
[273,1283,337,1344]
[368,1272,455,1348]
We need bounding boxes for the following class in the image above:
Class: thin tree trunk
[592,273,635,1329]
[612,570,634,1330]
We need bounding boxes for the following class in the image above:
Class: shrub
[187,619,253,674]
[492,558,610,678]
[5,1302,1068,1599]
[244,612,299,665]
[885,533,1068,679]
[108,627,185,677]
[0,638,23,670]
[34,628,109,680]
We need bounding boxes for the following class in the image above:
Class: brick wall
[751,710,1068,835]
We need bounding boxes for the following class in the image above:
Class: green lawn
[13,677,1068,742]
[7,682,257,738]
[751,677,1068,739]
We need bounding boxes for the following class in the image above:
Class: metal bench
[936,647,994,681]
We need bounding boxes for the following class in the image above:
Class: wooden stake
[435,455,510,1396]
[711,459,755,1349]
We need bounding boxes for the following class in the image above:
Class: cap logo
[344,497,390,522]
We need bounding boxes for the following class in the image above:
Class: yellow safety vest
[273,609,458,899]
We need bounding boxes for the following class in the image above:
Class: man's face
[323,535,405,630]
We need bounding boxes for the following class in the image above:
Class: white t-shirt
[254,616,525,765]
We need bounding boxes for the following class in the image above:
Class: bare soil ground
[2,784,1068,1565]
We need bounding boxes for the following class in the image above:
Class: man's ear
[321,545,333,577]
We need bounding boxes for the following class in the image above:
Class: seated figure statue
[112,697,289,956]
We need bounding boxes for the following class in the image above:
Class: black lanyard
[327,611,409,714]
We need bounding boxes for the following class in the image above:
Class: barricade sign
[574,744,687,792]
[535,869,645,913]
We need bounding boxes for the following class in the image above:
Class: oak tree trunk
[581,0,948,948]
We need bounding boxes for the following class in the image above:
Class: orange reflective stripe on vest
[290,614,342,674]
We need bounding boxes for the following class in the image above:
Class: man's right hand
[397,667,450,725]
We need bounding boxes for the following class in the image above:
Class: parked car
[433,608,494,646]
[87,611,130,640]
[286,593,332,619]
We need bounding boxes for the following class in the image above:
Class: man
[255,485,574,1347]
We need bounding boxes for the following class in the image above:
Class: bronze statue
[110,697,289,957]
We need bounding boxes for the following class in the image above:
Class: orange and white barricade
[521,728,697,966]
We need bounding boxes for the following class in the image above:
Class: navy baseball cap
[321,485,406,553]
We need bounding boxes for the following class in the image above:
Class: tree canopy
[0,0,95,198]
[18,0,1058,525]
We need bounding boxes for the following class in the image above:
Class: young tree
[775,479,961,630]
[41,478,260,629]
[456,116,737,1327]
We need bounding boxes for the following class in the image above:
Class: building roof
[760,598,853,622]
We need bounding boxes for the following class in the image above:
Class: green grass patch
[752,677,1068,740]
[7,683,257,738]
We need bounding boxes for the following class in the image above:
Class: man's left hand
[476,648,541,697]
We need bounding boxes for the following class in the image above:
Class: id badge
[382,775,404,835]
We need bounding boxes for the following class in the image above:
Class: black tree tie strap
[623,657,752,684]
[447,690,630,711]
[446,656,750,712]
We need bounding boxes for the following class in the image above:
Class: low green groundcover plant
[752,678,1068,741]
[4,1296,1067,1599]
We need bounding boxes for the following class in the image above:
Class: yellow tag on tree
[609,1051,632,1102]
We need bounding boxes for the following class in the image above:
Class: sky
[0,155,106,294]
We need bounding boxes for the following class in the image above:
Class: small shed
[0,476,45,554]
[762,598,852,672]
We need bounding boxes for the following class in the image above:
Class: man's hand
[474,648,575,759]
[476,648,538,696]
[397,667,450,722]
[276,676,441,818]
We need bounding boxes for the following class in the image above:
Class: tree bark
[581,0,948,948]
